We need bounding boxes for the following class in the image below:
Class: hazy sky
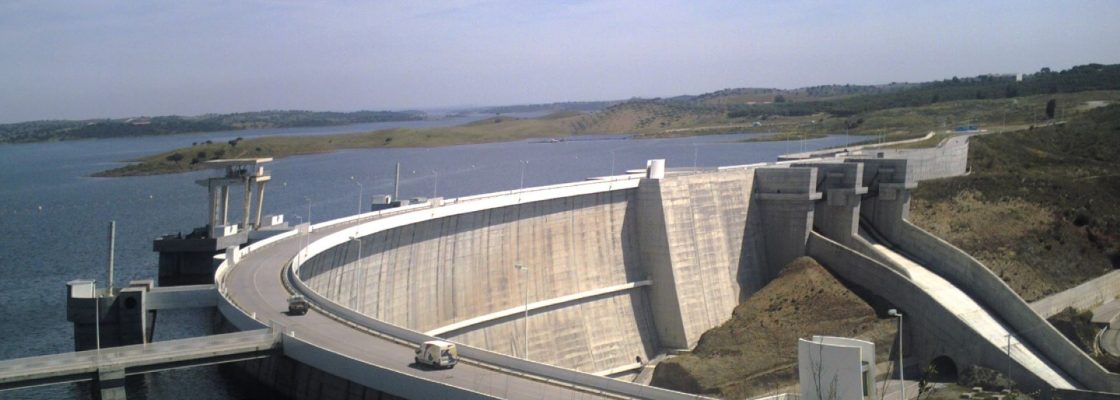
[2,1,1118,123]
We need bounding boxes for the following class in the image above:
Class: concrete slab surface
[861,233,1076,389]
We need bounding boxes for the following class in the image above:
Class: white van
[414,340,459,369]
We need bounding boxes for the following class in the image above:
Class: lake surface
[0,121,860,399]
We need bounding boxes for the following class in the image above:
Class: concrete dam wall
[293,168,787,375]
[298,185,657,374]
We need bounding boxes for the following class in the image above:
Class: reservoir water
[0,119,860,399]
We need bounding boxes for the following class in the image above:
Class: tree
[774,95,787,103]
[165,153,184,163]
[1046,99,1057,119]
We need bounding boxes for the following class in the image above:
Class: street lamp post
[1006,334,1012,389]
[94,281,101,358]
[516,264,529,359]
[889,309,904,400]
[692,143,698,170]
[519,161,527,189]
[293,215,304,261]
[351,177,364,215]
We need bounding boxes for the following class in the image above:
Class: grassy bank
[908,104,1120,301]
[93,114,583,177]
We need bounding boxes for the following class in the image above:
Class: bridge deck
[0,329,277,391]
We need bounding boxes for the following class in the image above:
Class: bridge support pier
[94,366,126,400]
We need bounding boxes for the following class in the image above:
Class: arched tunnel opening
[926,356,959,383]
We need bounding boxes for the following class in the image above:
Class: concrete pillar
[636,177,688,350]
[254,180,268,228]
[646,159,665,179]
[242,178,253,229]
[220,185,230,226]
[94,366,126,400]
[849,159,915,241]
[208,183,221,231]
[754,167,821,282]
[792,162,867,247]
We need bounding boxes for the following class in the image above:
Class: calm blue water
[0,122,859,399]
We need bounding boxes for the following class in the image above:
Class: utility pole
[394,162,401,202]
[351,176,364,215]
[692,143,698,170]
[107,221,115,294]
[1007,334,1012,390]
[889,309,904,400]
[519,161,527,189]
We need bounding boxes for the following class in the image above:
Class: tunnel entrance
[926,356,959,383]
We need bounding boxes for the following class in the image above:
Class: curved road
[223,213,615,399]
[1103,329,1120,358]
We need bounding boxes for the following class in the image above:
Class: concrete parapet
[1031,270,1120,319]
[848,136,969,182]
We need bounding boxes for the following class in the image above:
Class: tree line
[0,109,426,144]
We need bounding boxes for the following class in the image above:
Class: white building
[798,336,877,400]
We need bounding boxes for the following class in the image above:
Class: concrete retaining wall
[886,221,1120,392]
[849,136,969,182]
[1031,270,1120,318]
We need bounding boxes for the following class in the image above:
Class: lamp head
[888,309,901,317]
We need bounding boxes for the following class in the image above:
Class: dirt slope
[650,257,894,399]
[909,105,1120,301]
